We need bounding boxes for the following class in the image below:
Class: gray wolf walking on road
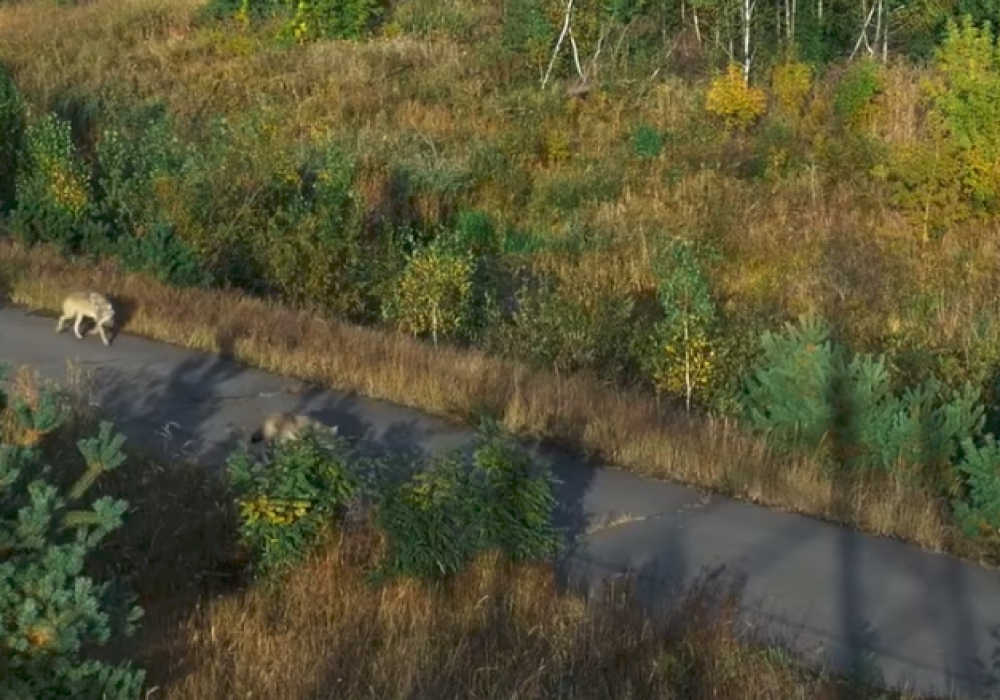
[56,291,116,346]
[250,412,337,445]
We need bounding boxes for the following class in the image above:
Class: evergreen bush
[373,421,560,581]
[742,315,987,484]
[954,434,1000,539]
[0,366,145,699]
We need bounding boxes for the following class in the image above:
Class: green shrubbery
[10,113,108,255]
[228,426,359,578]
[0,366,145,699]
[228,421,560,583]
[374,422,560,580]
[741,315,1000,524]
[890,17,1000,238]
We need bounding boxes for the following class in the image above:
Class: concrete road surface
[2,306,999,699]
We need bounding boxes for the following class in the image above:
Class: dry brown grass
[0,240,981,567]
[156,525,913,700]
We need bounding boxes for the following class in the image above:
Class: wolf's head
[91,294,115,325]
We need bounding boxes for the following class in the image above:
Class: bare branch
[850,2,878,60]
[541,0,575,89]
[569,27,585,79]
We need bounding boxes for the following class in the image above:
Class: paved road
[2,305,999,699]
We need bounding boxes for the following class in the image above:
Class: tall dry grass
[159,524,917,700]
[0,241,976,565]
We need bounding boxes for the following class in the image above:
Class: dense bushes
[228,426,359,578]
[228,420,559,582]
[374,422,560,580]
[742,315,1000,527]
[0,365,145,699]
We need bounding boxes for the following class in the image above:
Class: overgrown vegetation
[4,0,1000,568]
[0,365,931,699]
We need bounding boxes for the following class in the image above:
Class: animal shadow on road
[106,293,139,343]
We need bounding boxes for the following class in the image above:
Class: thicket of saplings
[3,0,1000,555]
[1,365,915,699]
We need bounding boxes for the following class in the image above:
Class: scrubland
[3,0,1000,566]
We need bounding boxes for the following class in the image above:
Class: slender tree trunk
[683,315,692,413]
[777,0,783,46]
[790,0,796,46]
[742,0,756,84]
[880,0,889,62]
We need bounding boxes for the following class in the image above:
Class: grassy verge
[0,239,975,567]
[1,363,929,700]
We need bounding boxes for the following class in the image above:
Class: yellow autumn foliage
[705,64,767,131]
[649,324,716,402]
[385,246,474,344]
[240,495,313,527]
[770,61,813,121]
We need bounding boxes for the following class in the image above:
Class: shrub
[499,0,555,79]
[884,18,1000,235]
[148,115,302,294]
[642,238,720,412]
[227,429,359,579]
[748,119,801,181]
[954,434,1000,539]
[116,221,211,289]
[373,422,560,581]
[11,113,110,256]
[832,58,883,130]
[382,241,475,345]
[770,60,814,121]
[93,120,210,287]
[705,64,768,131]
[205,0,386,41]
[278,0,386,42]
[490,273,637,379]
[0,63,26,213]
[449,209,508,344]
[258,145,367,316]
[0,366,145,699]
[742,314,987,486]
[631,123,664,159]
